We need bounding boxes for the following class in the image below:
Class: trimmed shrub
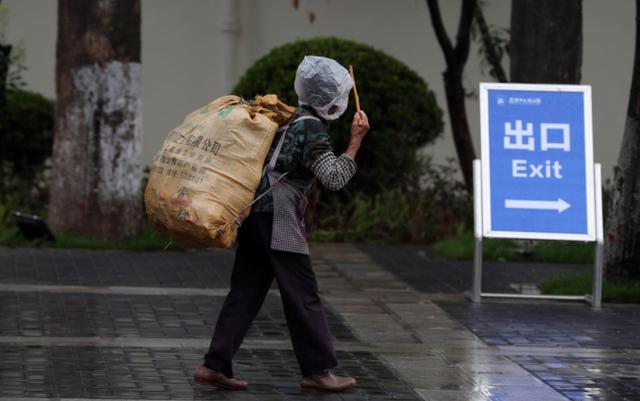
[3,89,54,178]
[233,37,444,194]
[0,89,53,242]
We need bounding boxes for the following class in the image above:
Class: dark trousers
[203,212,338,377]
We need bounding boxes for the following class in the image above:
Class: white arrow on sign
[504,198,571,213]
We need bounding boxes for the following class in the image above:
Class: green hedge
[233,37,444,194]
[3,89,54,178]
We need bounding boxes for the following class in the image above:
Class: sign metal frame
[472,83,604,309]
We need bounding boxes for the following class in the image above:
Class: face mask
[316,92,349,120]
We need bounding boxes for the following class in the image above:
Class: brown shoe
[193,365,248,390]
[300,371,356,392]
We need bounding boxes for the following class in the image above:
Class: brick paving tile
[0,291,355,341]
[2,244,617,400]
[350,243,640,400]
[511,355,640,401]
[357,243,589,294]
[0,249,234,288]
[435,301,640,349]
[0,346,421,401]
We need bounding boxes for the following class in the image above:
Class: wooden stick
[348,65,361,112]
[348,65,362,124]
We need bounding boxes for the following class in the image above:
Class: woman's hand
[344,111,370,160]
[350,111,370,144]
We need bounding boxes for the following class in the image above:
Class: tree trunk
[510,0,582,83]
[605,0,640,280]
[444,68,475,190]
[0,42,11,197]
[425,0,477,192]
[49,0,143,241]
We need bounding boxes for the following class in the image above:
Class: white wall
[140,0,227,158]
[3,0,56,97]
[3,0,635,180]
[582,0,634,181]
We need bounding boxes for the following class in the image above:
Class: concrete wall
[3,0,635,180]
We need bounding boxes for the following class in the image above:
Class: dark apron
[264,115,320,255]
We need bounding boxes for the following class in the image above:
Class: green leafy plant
[0,162,50,246]
[0,89,54,235]
[310,157,472,244]
[53,224,180,251]
[0,193,23,245]
[471,0,510,82]
[0,9,52,244]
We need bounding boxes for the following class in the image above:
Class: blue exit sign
[480,83,595,241]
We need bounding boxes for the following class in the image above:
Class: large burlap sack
[144,95,295,248]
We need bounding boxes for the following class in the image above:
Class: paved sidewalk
[357,243,640,401]
[0,246,559,401]
[357,243,590,294]
[0,244,637,400]
[436,301,640,400]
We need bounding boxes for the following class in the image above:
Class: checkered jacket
[251,107,357,214]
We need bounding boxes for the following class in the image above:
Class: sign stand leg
[473,237,483,303]
[472,160,483,303]
[593,242,603,309]
[592,163,604,309]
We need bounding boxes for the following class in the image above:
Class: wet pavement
[436,301,640,349]
[511,354,640,401]
[0,291,355,341]
[357,243,590,294]
[0,245,638,400]
[0,347,416,400]
[361,244,640,401]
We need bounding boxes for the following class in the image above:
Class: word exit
[512,159,563,178]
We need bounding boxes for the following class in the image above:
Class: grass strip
[539,273,640,304]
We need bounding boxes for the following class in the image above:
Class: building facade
[4,0,634,180]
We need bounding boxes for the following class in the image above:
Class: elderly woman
[194,56,370,392]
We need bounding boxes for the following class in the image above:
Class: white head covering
[294,55,354,120]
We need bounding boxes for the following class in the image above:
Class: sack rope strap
[219,115,321,231]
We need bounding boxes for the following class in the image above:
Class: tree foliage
[233,37,444,195]
[471,2,509,82]
[3,89,54,177]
